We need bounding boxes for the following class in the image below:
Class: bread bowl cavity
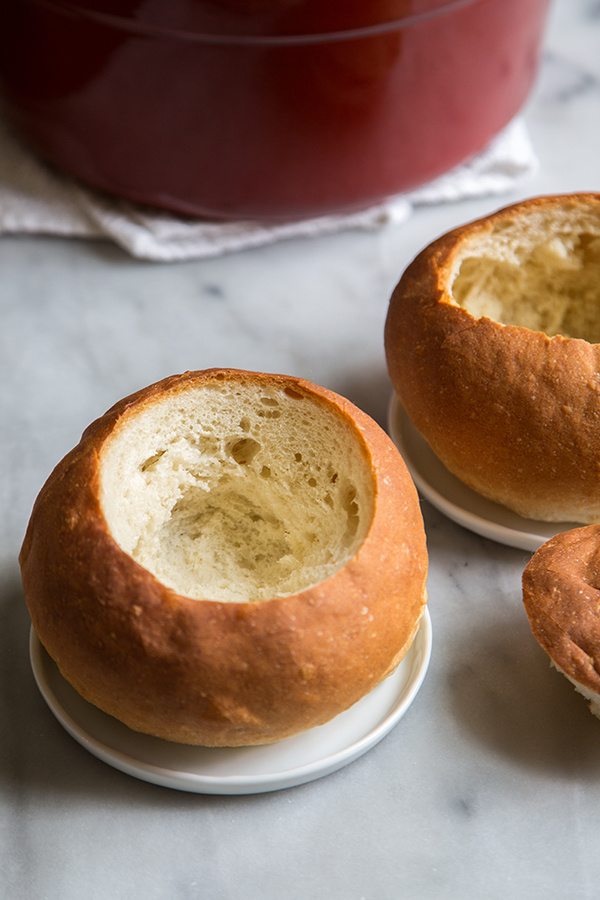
[101,379,373,602]
[450,201,600,340]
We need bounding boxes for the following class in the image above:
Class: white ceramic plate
[387,394,578,552]
[29,609,432,795]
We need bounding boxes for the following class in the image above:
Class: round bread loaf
[523,526,600,717]
[385,193,600,523]
[20,369,427,746]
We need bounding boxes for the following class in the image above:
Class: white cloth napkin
[0,116,536,262]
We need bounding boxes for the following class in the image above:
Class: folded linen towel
[0,116,536,261]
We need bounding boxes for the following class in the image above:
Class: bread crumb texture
[100,381,374,602]
[450,202,600,339]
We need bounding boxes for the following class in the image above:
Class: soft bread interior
[100,379,374,602]
[450,203,600,340]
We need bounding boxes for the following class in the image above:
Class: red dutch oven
[0,0,550,220]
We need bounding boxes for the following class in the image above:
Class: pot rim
[29,0,482,46]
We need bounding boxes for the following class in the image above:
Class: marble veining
[539,50,600,103]
[2,2,600,899]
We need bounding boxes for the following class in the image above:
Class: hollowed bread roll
[523,527,600,717]
[20,369,427,746]
[385,193,600,522]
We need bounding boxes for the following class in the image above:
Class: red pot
[0,0,550,221]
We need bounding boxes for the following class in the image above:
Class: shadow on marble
[0,233,132,265]
[422,497,532,568]
[328,363,391,429]
[447,611,600,777]
[78,237,134,265]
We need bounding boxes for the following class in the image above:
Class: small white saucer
[29,610,432,795]
[388,394,578,552]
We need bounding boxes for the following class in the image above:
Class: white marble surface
[2,1,600,897]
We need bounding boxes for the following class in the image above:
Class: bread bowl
[523,526,600,717]
[20,369,427,747]
[385,193,600,523]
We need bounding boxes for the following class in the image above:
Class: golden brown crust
[384,193,600,523]
[20,368,428,746]
[523,526,600,694]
